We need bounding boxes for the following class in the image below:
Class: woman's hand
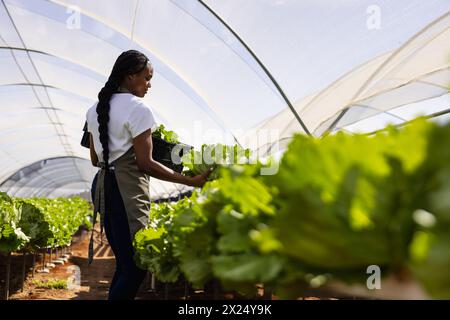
[188,168,213,188]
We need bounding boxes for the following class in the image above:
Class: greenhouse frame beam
[327,92,449,134]
[197,0,311,136]
[428,107,450,119]
[346,12,450,111]
[0,48,171,127]
[1,33,240,146]
[0,5,88,186]
[0,82,172,127]
[0,83,57,89]
[1,0,75,156]
[367,107,450,136]
[6,170,91,198]
[322,65,450,135]
[0,46,51,56]
[12,174,85,197]
[44,181,92,198]
[0,156,92,187]
[47,0,243,145]
[31,176,90,198]
[328,103,408,131]
[325,12,450,135]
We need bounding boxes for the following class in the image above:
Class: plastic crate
[80,121,90,148]
[151,136,192,173]
[80,122,190,173]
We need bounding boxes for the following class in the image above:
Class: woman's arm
[89,133,99,167]
[133,129,209,188]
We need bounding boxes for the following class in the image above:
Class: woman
[86,50,209,300]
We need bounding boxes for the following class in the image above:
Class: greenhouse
[0,0,449,304]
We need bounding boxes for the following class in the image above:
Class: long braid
[96,50,149,168]
[96,74,119,168]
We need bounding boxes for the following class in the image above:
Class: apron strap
[88,164,108,265]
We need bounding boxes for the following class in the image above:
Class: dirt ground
[1,228,263,300]
[1,227,337,300]
[4,228,115,300]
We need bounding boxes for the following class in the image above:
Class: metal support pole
[21,252,26,292]
[151,273,156,291]
[184,280,189,300]
[197,0,311,136]
[263,284,273,300]
[5,252,11,300]
[164,283,169,300]
[32,253,36,278]
[213,279,220,300]
[42,251,46,271]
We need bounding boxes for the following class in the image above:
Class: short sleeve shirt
[86,93,156,163]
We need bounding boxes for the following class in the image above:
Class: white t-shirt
[86,93,156,164]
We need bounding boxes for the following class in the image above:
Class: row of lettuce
[133,118,450,299]
[0,194,92,254]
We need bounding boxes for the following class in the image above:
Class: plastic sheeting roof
[0,0,449,199]
[254,11,450,155]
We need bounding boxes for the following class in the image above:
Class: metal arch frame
[0,125,60,140]
[0,47,174,127]
[45,181,92,198]
[10,160,89,189]
[327,78,450,135]
[0,46,49,56]
[322,108,405,136]
[197,0,311,136]
[3,165,91,194]
[0,156,93,187]
[326,12,450,135]
[3,0,312,143]
[55,0,310,138]
[0,81,167,130]
[167,0,280,101]
[0,80,95,106]
[316,65,450,136]
[318,70,450,134]
[1,0,74,156]
[0,100,85,120]
[5,166,93,197]
[0,146,87,183]
[31,177,90,198]
[57,0,309,138]
[0,155,89,189]
[0,134,76,152]
[330,103,408,127]
[364,107,450,136]
[9,157,77,183]
[256,106,450,158]
[0,44,234,142]
[0,141,72,156]
[12,173,87,197]
[0,1,89,189]
[18,1,241,144]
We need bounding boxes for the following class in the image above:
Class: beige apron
[88,147,150,264]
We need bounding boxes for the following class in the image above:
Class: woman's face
[126,63,153,98]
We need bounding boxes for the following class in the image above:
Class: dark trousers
[91,172,147,300]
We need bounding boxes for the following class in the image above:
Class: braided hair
[96,50,149,168]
